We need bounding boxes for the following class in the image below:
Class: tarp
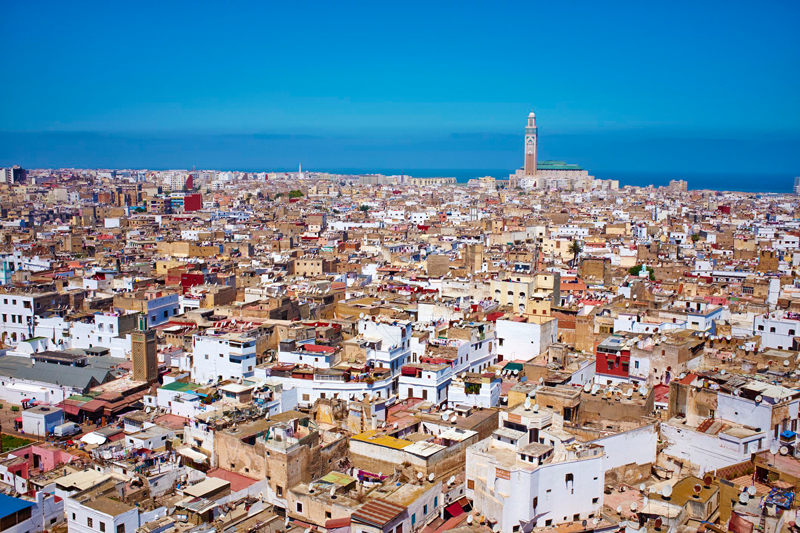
[177,447,208,464]
[80,433,107,445]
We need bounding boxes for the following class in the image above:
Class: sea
[322,168,796,194]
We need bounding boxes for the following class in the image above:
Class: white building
[467,417,604,532]
[496,318,558,362]
[192,331,258,384]
[754,311,800,350]
[398,363,452,404]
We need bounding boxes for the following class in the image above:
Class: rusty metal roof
[352,498,407,527]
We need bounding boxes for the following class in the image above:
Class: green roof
[537,160,583,171]
[161,381,201,392]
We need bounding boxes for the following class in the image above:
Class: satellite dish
[524,398,532,410]
[739,492,749,504]
[693,484,703,495]
[785,360,790,367]
[583,383,591,393]
[285,518,290,528]
[467,516,473,525]
[330,486,336,498]
[630,502,638,512]
[639,483,646,492]
[703,475,713,487]
[593,518,600,526]
[770,443,780,455]
[441,412,449,421]
[533,404,540,413]
[755,395,763,403]
[448,476,456,486]
[747,485,757,496]
[417,472,424,480]
[493,525,501,533]
[780,446,789,455]
[655,518,663,530]
[616,506,623,514]
[428,473,435,482]
[662,484,673,498]
[450,415,458,423]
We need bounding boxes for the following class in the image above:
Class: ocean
[323,168,796,193]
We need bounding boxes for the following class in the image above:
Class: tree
[569,240,583,267]
[691,234,701,243]
[359,204,370,212]
[629,264,656,281]
[288,189,304,198]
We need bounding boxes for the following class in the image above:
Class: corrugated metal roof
[352,498,406,527]
[0,493,35,518]
[0,356,112,390]
[351,430,412,450]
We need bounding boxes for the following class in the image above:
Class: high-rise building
[794,177,800,195]
[0,166,26,184]
[523,112,538,176]
[131,329,158,383]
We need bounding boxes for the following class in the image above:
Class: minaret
[523,112,538,176]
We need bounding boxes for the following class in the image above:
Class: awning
[445,502,465,518]
[80,399,107,413]
[781,430,796,439]
[178,447,208,464]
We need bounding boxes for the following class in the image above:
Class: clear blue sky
[1,0,799,181]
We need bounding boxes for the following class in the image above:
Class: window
[467,479,475,490]
[574,515,580,521]
[296,503,303,513]
[770,327,776,333]
[88,518,94,528]
[101,523,106,532]
[545,520,552,527]
[565,473,574,483]
[424,505,428,515]
[326,512,332,520]
[396,525,403,533]
[277,486,283,497]
[533,497,538,509]
[434,496,438,508]
[412,514,416,526]
[117,526,125,533]
[592,497,599,504]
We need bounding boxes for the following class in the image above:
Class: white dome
[528,112,536,117]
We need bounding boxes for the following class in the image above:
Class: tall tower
[131,328,158,383]
[523,112,538,176]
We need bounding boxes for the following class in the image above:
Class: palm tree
[569,240,583,268]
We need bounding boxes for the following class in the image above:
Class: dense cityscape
[0,109,798,533]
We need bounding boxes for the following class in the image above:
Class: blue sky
[1,1,799,179]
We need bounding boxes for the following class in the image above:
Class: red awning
[445,502,465,518]
[80,399,107,413]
